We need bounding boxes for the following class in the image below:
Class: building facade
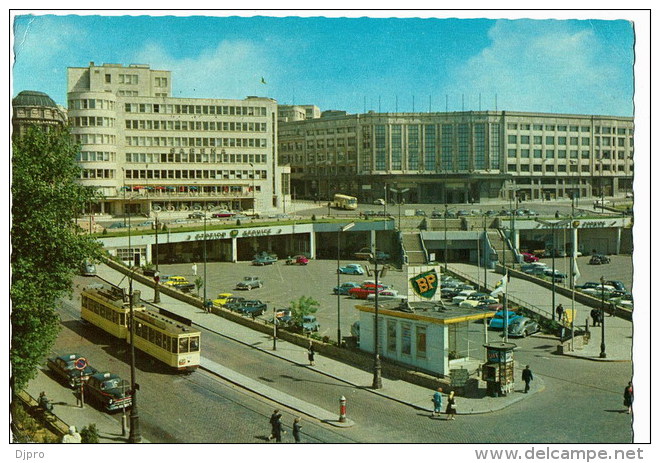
[67,62,289,216]
[12,90,67,140]
[278,110,634,205]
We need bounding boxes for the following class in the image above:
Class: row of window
[507,148,633,160]
[68,98,116,110]
[387,320,426,358]
[123,103,269,117]
[81,296,127,326]
[304,127,357,135]
[76,151,116,162]
[506,123,632,135]
[125,152,267,164]
[81,169,115,179]
[507,163,631,173]
[73,133,117,145]
[125,119,268,133]
[71,116,116,128]
[507,134,631,147]
[134,320,199,354]
[125,136,268,148]
[123,168,267,181]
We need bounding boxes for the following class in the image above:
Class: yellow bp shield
[409,269,438,299]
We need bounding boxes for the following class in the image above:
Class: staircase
[402,232,427,265]
[487,230,518,266]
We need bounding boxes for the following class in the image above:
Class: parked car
[286,255,309,265]
[107,222,126,229]
[81,260,97,276]
[302,315,320,332]
[431,210,444,218]
[543,269,567,281]
[252,254,278,266]
[507,317,540,338]
[235,276,263,290]
[366,289,407,302]
[349,284,386,299]
[489,310,523,330]
[237,300,268,317]
[338,264,365,275]
[222,296,246,310]
[187,211,206,219]
[452,289,477,305]
[485,210,499,217]
[85,372,133,412]
[333,282,361,295]
[521,252,539,263]
[589,254,611,265]
[373,198,385,205]
[456,210,471,217]
[47,353,98,388]
[137,220,155,228]
[212,210,235,218]
[459,293,498,308]
[605,280,627,292]
[414,209,426,217]
[162,276,196,293]
[212,292,234,306]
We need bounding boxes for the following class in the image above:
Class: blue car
[489,310,522,330]
[338,264,365,275]
[333,282,361,295]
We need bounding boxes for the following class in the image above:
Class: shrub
[80,423,100,443]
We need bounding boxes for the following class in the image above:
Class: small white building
[356,300,492,377]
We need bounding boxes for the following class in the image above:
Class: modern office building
[67,62,289,216]
[278,110,634,205]
[12,90,67,140]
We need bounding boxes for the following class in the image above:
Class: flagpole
[503,271,509,342]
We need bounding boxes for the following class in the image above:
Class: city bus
[332,194,358,210]
[80,285,200,372]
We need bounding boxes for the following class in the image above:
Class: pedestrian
[556,304,564,322]
[38,391,53,413]
[268,409,282,441]
[431,387,443,418]
[445,391,457,420]
[555,210,560,218]
[192,262,198,276]
[623,381,633,414]
[61,425,81,443]
[293,417,302,443]
[522,365,533,393]
[307,343,315,366]
[590,308,601,327]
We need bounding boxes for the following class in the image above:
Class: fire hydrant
[339,396,347,423]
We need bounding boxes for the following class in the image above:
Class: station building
[277,109,634,204]
[11,90,67,140]
[67,62,290,217]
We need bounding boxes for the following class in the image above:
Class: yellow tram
[80,285,200,371]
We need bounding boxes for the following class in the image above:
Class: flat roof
[355,300,494,325]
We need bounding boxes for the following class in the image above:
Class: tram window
[119,313,125,325]
[171,337,177,353]
[135,322,143,337]
[149,327,156,343]
[155,332,162,348]
[179,338,189,353]
[163,336,170,352]
[189,336,200,352]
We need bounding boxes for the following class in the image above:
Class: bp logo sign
[409,269,438,299]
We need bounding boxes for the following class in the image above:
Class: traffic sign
[74,357,87,370]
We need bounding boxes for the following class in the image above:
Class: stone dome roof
[12,90,58,108]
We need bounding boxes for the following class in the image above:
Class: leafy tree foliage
[288,295,320,328]
[11,126,103,391]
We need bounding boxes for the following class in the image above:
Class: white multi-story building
[278,110,633,204]
[67,62,290,216]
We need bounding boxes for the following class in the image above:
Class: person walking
[307,343,315,366]
[268,409,282,441]
[431,387,443,418]
[623,381,634,414]
[191,262,198,276]
[445,391,457,420]
[292,417,302,443]
[556,304,564,322]
[590,308,601,327]
[522,365,534,393]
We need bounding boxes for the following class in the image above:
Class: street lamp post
[336,222,355,346]
[153,205,161,304]
[444,204,448,272]
[203,216,208,311]
[372,237,383,390]
[599,276,607,358]
[127,199,142,443]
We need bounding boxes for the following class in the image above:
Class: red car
[286,255,309,265]
[521,252,539,263]
[348,284,386,299]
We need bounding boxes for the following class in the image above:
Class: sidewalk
[92,263,544,423]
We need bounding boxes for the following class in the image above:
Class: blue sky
[11,12,636,116]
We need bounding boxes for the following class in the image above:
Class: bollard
[339,396,347,423]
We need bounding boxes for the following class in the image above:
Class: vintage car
[489,310,523,330]
[235,276,263,290]
[212,292,234,306]
[302,315,320,332]
[211,210,235,218]
[349,284,386,299]
[451,289,478,305]
[459,293,498,308]
[85,372,133,412]
[507,317,541,338]
[521,252,539,263]
[286,255,309,265]
[333,282,361,295]
[252,253,278,266]
[187,211,206,219]
[161,275,196,293]
[338,264,365,275]
[47,353,98,388]
[589,254,611,265]
[236,300,268,317]
[366,289,407,302]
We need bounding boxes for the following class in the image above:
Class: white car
[373,198,385,205]
[459,294,498,308]
[452,290,477,305]
[366,289,406,302]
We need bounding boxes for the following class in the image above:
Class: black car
[47,353,98,388]
[187,211,206,219]
[237,300,268,316]
[589,254,611,265]
[85,372,133,412]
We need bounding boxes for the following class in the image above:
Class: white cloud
[444,20,632,115]
[133,39,275,100]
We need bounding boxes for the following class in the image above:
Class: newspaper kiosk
[482,342,517,397]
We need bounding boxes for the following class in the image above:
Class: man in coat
[522,365,533,393]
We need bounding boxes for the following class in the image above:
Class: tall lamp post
[153,205,161,304]
[127,198,142,443]
[336,222,356,346]
[443,203,448,272]
[599,276,607,358]
[372,227,384,389]
[389,187,408,230]
[203,216,208,310]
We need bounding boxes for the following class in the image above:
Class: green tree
[194,276,204,297]
[288,295,320,329]
[11,126,103,391]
